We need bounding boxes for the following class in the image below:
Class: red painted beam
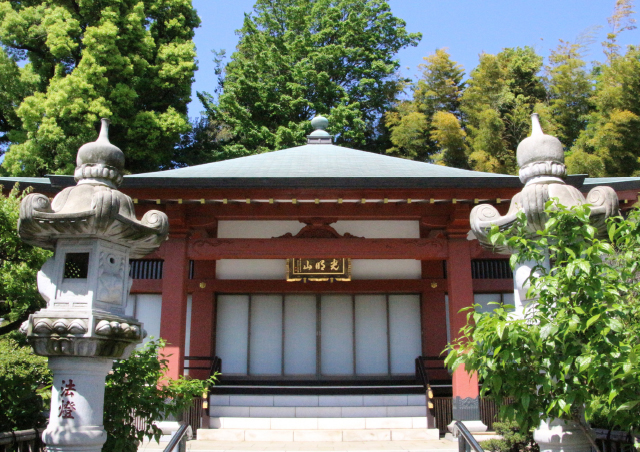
[122,187,520,202]
[188,238,448,260]
[131,279,162,293]
[187,279,446,294]
[130,277,511,294]
[472,279,513,292]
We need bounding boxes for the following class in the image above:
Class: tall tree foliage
[385,48,468,166]
[0,185,51,336]
[0,0,200,176]
[461,46,546,174]
[568,45,640,177]
[535,33,595,151]
[567,0,640,177]
[196,0,420,161]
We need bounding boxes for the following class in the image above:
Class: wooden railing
[432,397,453,435]
[432,397,510,435]
[182,397,204,433]
[594,428,639,452]
[0,429,45,452]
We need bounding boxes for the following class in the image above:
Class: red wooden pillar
[421,259,447,356]
[447,235,484,427]
[159,235,189,380]
[188,291,216,380]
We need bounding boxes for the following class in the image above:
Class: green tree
[535,32,596,150]
[568,45,640,177]
[0,185,52,336]
[430,110,469,168]
[104,338,216,452]
[0,337,52,432]
[603,0,637,64]
[0,0,200,176]
[0,48,36,153]
[385,48,467,165]
[462,47,546,174]
[446,202,640,443]
[197,0,420,161]
[567,0,639,177]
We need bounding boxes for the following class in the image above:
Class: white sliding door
[320,295,354,376]
[355,295,388,375]
[216,295,250,375]
[389,294,421,374]
[284,295,317,375]
[215,293,422,378]
[249,295,283,375]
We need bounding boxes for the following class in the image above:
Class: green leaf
[616,401,639,411]
[541,323,559,340]
[586,314,601,329]
[496,322,507,340]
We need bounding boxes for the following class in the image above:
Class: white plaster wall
[125,294,136,317]
[216,259,285,279]
[333,221,419,238]
[134,294,162,346]
[217,220,420,239]
[128,294,192,364]
[351,259,421,279]
[217,221,303,238]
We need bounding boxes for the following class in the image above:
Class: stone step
[211,394,426,408]
[209,405,427,418]
[198,428,440,442]
[209,416,429,430]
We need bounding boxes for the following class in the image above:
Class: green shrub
[103,339,216,452]
[0,338,52,431]
[482,420,539,452]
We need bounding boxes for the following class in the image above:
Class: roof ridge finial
[307,115,333,145]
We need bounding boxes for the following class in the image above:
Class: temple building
[3,116,640,441]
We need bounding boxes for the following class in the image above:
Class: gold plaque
[286,258,351,281]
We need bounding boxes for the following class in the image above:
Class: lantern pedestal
[43,358,114,452]
[534,418,593,452]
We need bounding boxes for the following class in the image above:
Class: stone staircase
[197,394,439,442]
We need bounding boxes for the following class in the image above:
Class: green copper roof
[0,176,56,192]
[3,144,640,191]
[105,143,535,189]
[136,144,514,180]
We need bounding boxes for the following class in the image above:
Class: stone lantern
[18,119,169,452]
[469,114,619,452]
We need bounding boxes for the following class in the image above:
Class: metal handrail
[416,356,437,429]
[184,355,221,379]
[162,423,191,452]
[455,421,484,452]
[415,356,431,390]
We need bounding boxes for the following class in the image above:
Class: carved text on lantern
[58,379,77,419]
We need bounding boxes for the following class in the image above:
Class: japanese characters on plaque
[286,258,351,281]
[58,379,77,419]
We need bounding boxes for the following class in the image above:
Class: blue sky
[188,0,640,117]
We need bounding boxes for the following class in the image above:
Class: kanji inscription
[58,379,77,419]
[286,258,351,281]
